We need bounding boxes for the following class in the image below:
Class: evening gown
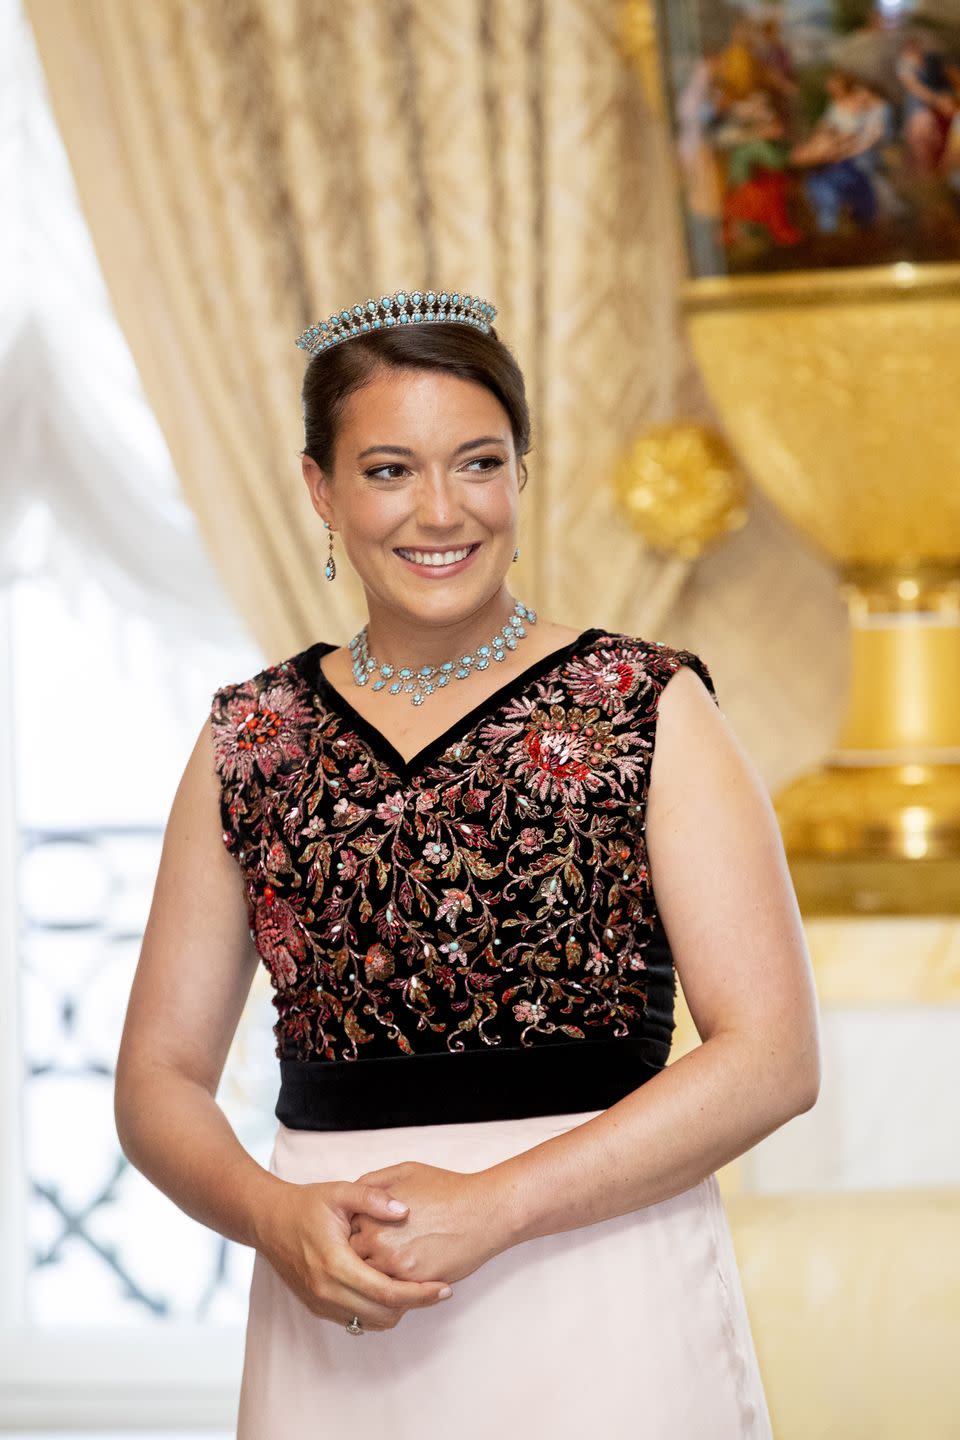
[210,627,773,1438]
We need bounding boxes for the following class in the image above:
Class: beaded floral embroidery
[210,631,718,1064]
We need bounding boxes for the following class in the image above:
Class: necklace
[349,600,538,706]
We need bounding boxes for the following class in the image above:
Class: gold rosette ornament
[613,422,750,559]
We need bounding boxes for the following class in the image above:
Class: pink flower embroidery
[513,1000,546,1024]
[436,888,473,924]
[375,791,407,824]
[213,679,314,786]
[364,943,395,981]
[252,889,306,989]
[336,849,359,880]
[566,652,642,711]
[515,706,617,805]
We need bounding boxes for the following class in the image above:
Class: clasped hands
[259,1158,519,1332]
[348,1160,510,1286]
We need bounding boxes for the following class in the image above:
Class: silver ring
[346,1314,364,1335]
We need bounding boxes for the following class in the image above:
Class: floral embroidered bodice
[210,628,718,1072]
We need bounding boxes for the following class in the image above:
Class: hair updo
[300,321,532,492]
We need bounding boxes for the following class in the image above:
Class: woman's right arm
[114,716,453,1329]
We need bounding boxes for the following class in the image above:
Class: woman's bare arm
[115,716,291,1248]
[114,716,454,1325]
[474,664,822,1245]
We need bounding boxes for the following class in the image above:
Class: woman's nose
[415,475,460,525]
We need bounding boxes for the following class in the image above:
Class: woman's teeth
[396,545,476,566]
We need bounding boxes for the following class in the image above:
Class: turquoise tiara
[295,288,497,357]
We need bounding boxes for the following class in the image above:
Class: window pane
[13,570,276,1325]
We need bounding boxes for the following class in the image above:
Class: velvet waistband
[275,1035,664,1130]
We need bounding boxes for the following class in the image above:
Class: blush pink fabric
[236,1110,773,1438]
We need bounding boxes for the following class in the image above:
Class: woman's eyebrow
[356,435,506,461]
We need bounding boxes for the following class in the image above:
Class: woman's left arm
[484,664,821,1246]
[352,666,821,1276]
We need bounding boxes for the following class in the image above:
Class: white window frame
[0,587,245,1431]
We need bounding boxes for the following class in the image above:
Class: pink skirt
[237,1109,772,1438]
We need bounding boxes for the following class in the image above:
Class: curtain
[3,0,246,649]
[22,0,844,784]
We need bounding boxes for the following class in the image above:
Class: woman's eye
[366,464,407,480]
[365,456,504,480]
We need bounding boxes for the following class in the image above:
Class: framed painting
[653,0,960,276]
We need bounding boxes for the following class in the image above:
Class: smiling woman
[298,307,531,657]
[115,286,818,1438]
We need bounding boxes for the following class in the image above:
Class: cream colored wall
[672,917,960,1437]
[730,1188,959,1440]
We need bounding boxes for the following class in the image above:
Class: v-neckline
[301,627,605,783]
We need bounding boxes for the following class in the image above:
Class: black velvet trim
[304,627,606,784]
[275,1035,664,1130]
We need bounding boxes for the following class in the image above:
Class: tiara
[295,288,497,357]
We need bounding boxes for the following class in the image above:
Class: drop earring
[513,545,520,563]
[324,520,336,581]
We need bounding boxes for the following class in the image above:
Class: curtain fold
[23,0,844,782]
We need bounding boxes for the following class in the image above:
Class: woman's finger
[324,1247,453,1330]
[332,1179,410,1222]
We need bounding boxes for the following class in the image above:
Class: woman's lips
[394,542,482,576]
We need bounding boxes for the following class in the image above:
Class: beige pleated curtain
[24,0,845,786]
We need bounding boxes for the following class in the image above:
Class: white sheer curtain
[1,0,249,652]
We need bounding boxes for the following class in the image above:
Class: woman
[791,70,887,235]
[897,35,956,173]
[116,287,820,1438]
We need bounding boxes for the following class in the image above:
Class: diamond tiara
[295,288,497,357]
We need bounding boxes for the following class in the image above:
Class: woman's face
[302,365,521,628]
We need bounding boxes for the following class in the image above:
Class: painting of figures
[656,0,960,275]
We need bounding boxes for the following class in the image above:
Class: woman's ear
[301,453,333,524]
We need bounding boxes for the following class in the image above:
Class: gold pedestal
[779,562,960,913]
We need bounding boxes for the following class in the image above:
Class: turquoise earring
[324,520,336,581]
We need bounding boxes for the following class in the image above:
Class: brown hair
[300,322,532,491]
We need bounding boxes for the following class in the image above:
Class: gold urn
[684,265,960,915]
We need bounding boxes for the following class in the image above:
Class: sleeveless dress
[210,627,773,1439]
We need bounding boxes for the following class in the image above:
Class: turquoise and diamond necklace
[349,600,537,706]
